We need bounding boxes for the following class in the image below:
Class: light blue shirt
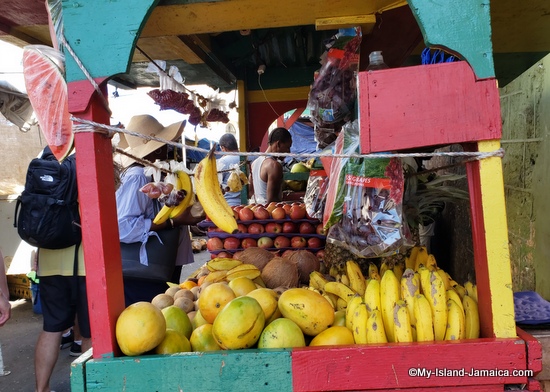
[217,154,242,206]
[116,165,193,269]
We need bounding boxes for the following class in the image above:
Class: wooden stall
[52,0,543,390]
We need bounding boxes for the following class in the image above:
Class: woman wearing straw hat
[115,114,205,306]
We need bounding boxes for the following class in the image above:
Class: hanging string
[71,116,505,166]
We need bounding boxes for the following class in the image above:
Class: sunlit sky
[0,40,235,142]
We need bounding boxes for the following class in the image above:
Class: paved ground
[0,243,210,392]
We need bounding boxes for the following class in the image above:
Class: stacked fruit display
[114,245,480,356]
[201,201,326,259]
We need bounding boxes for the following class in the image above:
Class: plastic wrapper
[326,156,411,258]
[307,27,362,149]
[304,170,328,220]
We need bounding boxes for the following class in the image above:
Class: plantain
[169,170,194,218]
[346,260,366,296]
[436,268,451,291]
[194,147,238,234]
[446,289,464,314]
[463,294,480,339]
[427,270,448,341]
[368,262,379,280]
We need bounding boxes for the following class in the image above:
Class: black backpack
[14,146,81,249]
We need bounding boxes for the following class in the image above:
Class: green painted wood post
[408,0,495,80]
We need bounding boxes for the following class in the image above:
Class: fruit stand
[44,0,543,391]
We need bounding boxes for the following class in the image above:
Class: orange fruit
[198,283,236,324]
[189,324,221,352]
[180,280,198,290]
[116,302,166,356]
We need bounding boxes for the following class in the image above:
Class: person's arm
[0,250,11,326]
[264,159,284,203]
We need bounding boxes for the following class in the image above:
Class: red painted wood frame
[358,61,502,154]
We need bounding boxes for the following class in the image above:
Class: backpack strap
[13,196,21,228]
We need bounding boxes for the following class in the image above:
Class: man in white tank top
[250,127,292,205]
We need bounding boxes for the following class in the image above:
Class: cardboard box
[7,274,32,300]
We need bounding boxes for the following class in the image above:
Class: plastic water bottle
[367,51,389,71]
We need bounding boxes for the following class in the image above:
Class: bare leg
[35,331,62,392]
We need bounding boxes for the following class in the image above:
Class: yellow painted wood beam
[142,0,408,37]
[477,139,516,338]
[246,86,310,104]
[315,15,376,33]
[134,36,203,64]
[236,80,247,151]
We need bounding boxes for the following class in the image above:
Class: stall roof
[0,0,548,91]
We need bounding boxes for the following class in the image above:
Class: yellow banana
[413,294,434,342]
[340,273,350,287]
[418,265,431,297]
[364,278,381,313]
[427,270,448,341]
[351,302,369,344]
[414,246,429,271]
[380,269,400,342]
[366,309,387,344]
[400,268,420,326]
[368,262,379,280]
[436,268,451,291]
[444,298,465,340]
[346,260,366,296]
[345,294,364,331]
[446,289,464,314]
[322,293,336,310]
[169,170,194,218]
[379,260,390,278]
[426,254,438,271]
[153,204,174,225]
[464,281,477,299]
[393,262,404,283]
[393,300,413,343]
[463,294,480,339]
[336,297,348,312]
[407,246,420,270]
[324,281,356,304]
[309,271,330,291]
[225,264,261,281]
[194,147,238,234]
[451,282,467,300]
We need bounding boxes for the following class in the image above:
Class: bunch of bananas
[194,147,239,234]
[308,247,480,345]
[192,257,264,287]
[152,170,195,225]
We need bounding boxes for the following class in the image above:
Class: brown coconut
[261,256,299,289]
[289,250,321,285]
[234,247,274,271]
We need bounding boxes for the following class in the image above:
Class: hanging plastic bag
[326,156,410,258]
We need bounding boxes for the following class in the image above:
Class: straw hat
[119,115,185,166]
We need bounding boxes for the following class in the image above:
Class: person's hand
[0,293,11,326]
[172,202,206,227]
